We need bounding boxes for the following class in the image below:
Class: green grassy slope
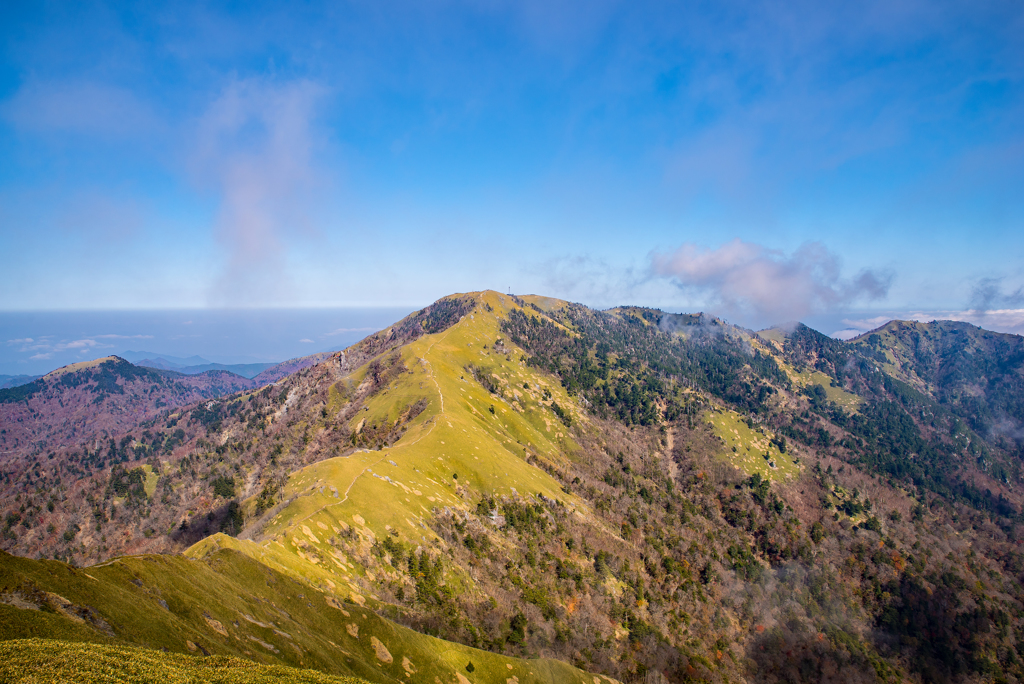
[216,292,590,595]
[705,407,799,481]
[756,327,862,411]
[0,548,605,684]
[3,292,619,684]
[0,639,369,684]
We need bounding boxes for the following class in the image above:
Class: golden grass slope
[212,292,590,595]
[0,547,604,684]
[42,356,120,379]
[705,407,801,482]
[0,639,371,684]
[1,293,613,684]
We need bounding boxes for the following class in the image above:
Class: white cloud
[8,337,54,352]
[94,334,155,340]
[840,315,893,332]
[532,255,646,306]
[194,78,331,307]
[7,335,125,356]
[650,239,892,327]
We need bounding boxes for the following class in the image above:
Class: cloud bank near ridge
[650,239,893,328]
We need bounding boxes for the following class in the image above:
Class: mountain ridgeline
[3,291,1024,684]
[0,351,337,461]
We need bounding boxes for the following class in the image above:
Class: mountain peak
[42,355,122,379]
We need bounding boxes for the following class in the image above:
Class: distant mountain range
[0,351,286,389]
[5,291,1024,683]
[119,350,277,378]
[0,374,41,390]
[0,349,337,461]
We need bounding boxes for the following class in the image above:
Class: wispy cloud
[841,315,894,331]
[969,277,1024,314]
[7,334,151,357]
[8,336,55,352]
[194,78,331,307]
[650,239,892,327]
[831,315,893,338]
[94,334,154,340]
[324,327,378,337]
[531,255,648,306]
[15,338,105,360]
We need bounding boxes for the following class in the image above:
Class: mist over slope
[3,291,1024,683]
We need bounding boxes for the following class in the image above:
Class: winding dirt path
[278,325,458,535]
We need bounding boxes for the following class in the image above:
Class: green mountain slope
[0,547,603,684]
[214,292,585,591]
[7,292,1024,682]
[849,319,1024,437]
[0,639,370,684]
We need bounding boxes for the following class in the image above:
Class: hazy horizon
[0,307,415,377]
[4,296,1024,379]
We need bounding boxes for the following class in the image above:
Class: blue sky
[1,0,1023,336]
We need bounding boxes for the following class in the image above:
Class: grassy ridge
[0,548,601,684]
[1,293,613,684]
[0,639,369,684]
[227,291,589,592]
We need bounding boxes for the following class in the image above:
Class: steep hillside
[0,548,600,684]
[767,321,1023,511]
[252,352,340,386]
[6,293,1024,683]
[849,320,1024,440]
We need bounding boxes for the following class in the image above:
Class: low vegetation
[0,639,371,684]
